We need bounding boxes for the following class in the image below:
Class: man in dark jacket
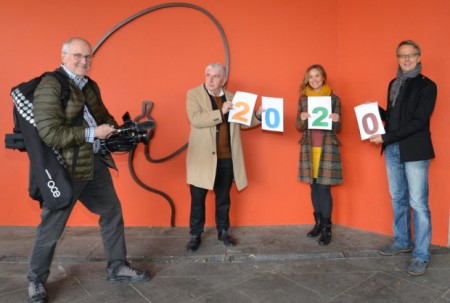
[370,40,437,276]
[27,37,150,303]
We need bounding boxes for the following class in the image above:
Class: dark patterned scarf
[390,63,422,106]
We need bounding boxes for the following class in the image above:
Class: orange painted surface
[0,0,448,245]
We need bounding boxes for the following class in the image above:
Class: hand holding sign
[228,91,257,126]
[308,96,332,130]
[354,102,385,140]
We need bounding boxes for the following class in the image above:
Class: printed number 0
[264,108,280,128]
[362,113,379,135]
[231,101,249,123]
[311,107,329,127]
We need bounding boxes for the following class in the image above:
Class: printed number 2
[311,107,329,127]
[231,101,250,123]
[362,113,379,135]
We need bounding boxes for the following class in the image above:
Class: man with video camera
[27,37,150,303]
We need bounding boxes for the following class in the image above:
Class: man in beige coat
[186,62,263,251]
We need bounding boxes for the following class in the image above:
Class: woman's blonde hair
[300,64,327,96]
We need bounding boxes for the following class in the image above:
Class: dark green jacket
[33,71,117,181]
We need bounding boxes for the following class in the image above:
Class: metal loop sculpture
[93,3,230,226]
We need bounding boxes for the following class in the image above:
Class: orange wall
[1,0,448,245]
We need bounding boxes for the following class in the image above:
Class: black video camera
[100,112,154,154]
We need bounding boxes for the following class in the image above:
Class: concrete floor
[1,225,449,302]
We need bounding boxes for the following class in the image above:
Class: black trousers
[189,158,234,236]
[310,179,333,218]
[28,154,127,283]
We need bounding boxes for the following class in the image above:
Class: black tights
[310,180,333,218]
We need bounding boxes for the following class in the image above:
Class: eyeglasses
[70,53,93,61]
[397,53,419,60]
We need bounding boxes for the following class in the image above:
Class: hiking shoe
[379,244,412,256]
[28,281,46,303]
[107,264,151,283]
[408,259,428,276]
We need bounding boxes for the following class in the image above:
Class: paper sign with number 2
[308,96,332,130]
[228,91,257,126]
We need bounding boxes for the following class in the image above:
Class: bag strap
[44,69,71,108]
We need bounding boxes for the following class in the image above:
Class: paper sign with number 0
[354,102,385,140]
[262,97,284,132]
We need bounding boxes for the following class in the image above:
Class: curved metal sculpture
[93,3,230,226]
[93,2,230,77]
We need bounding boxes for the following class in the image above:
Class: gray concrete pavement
[1,225,449,302]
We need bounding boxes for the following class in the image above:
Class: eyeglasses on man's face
[397,53,419,60]
[70,53,93,61]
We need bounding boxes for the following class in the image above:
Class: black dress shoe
[218,230,236,247]
[186,235,201,251]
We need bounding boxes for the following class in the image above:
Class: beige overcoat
[186,84,260,191]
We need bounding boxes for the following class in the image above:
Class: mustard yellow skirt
[312,147,322,179]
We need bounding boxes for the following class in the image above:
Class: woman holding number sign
[296,64,342,246]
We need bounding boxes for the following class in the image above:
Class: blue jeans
[385,142,431,261]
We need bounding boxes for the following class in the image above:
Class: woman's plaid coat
[296,95,343,185]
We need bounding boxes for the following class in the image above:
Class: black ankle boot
[218,230,236,247]
[186,234,201,251]
[307,212,322,238]
[319,217,332,245]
